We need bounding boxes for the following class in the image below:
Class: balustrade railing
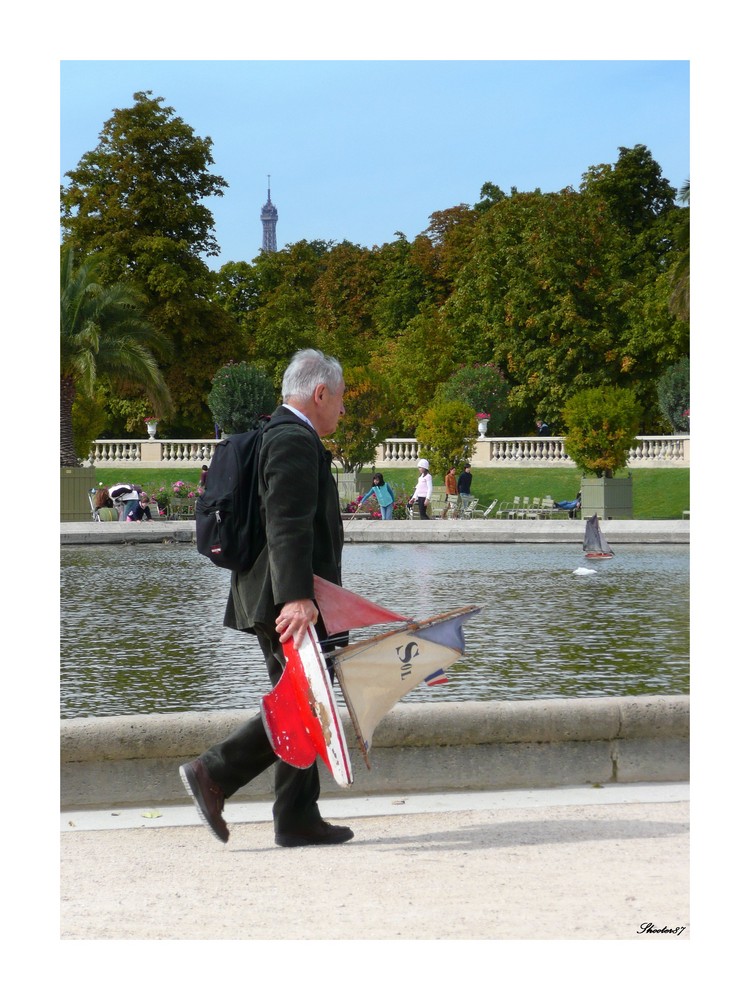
[87,434,689,469]
[487,437,570,463]
[379,439,421,463]
[376,435,689,469]
[88,439,219,467]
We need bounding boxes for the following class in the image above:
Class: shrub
[207,361,277,435]
[415,401,476,476]
[151,479,200,513]
[657,357,690,432]
[561,386,642,478]
[434,362,510,435]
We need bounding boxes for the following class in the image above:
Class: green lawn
[471,468,690,520]
[380,467,689,520]
[98,466,690,520]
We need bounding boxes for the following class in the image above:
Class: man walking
[457,464,473,515]
[179,349,354,848]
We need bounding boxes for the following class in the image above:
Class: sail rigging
[261,577,481,783]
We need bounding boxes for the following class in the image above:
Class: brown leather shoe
[275,820,354,848]
[179,758,229,844]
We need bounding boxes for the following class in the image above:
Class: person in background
[93,487,118,522]
[93,488,113,511]
[457,464,473,514]
[409,458,433,519]
[359,473,396,520]
[536,419,551,436]
[128,493,153,522]
[109,483,141,521]
[199,465,209,489]
[553,491,581,518]
[443,466,458,519]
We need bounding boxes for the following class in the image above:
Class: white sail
[331,607,480,766]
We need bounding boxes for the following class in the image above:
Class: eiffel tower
[260,176,278,252]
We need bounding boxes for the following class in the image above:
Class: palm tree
[60,247,172,466]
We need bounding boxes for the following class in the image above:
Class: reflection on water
[60,542,689,719]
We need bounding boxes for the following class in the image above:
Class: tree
[326,367,391,472]
[444,188,633,430]
[420,204,479,292]
[668,181,690,323]
[415,401,476,476]
[60,91,241,434]
[243,240,331,385]
[370,233,441,341]
[61,91,227,281]
[561,386,642,478]
[60,248,172,466]
[580,144,677,236]
[473,181,507,213]
[212,260,262,342]
[370,310,456,434]
[207,362,277,434]
[312,241,380,364]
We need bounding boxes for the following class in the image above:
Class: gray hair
[281,349,344,402]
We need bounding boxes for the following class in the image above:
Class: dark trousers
[416,497,430,519]
[200,625,322,835]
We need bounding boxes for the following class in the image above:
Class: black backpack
[195,418,272,571]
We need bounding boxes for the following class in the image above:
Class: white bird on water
[573,566,597,576]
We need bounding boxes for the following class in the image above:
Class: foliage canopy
[60,97,689,442]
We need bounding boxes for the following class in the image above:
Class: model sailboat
[583,513,614,560]
[261,575,480,787]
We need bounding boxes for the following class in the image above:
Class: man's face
[316,381,346,437]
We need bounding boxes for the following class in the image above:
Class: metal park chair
[457,497,479,519]
[469,498,498,519]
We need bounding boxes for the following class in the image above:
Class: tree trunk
[60,375,79,467]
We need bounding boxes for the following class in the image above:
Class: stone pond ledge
[60,519,689,546]
[61,696,689,809]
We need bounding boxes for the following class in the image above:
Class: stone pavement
[61,782,689,941]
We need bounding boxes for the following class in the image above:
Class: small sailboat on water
[261,575,480,787]
[583,512,614,560]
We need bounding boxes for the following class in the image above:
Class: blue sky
[60,60,689,269]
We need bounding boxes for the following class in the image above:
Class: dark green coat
[224,406,344,634]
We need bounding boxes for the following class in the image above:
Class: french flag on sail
[425,668,448,686]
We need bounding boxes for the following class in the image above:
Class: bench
[167,500,196,520]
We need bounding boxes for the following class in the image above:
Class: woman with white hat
[409,458,433,519]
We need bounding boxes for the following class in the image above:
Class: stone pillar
[140,441,162,463]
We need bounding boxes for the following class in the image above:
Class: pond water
[60,542,689,719]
